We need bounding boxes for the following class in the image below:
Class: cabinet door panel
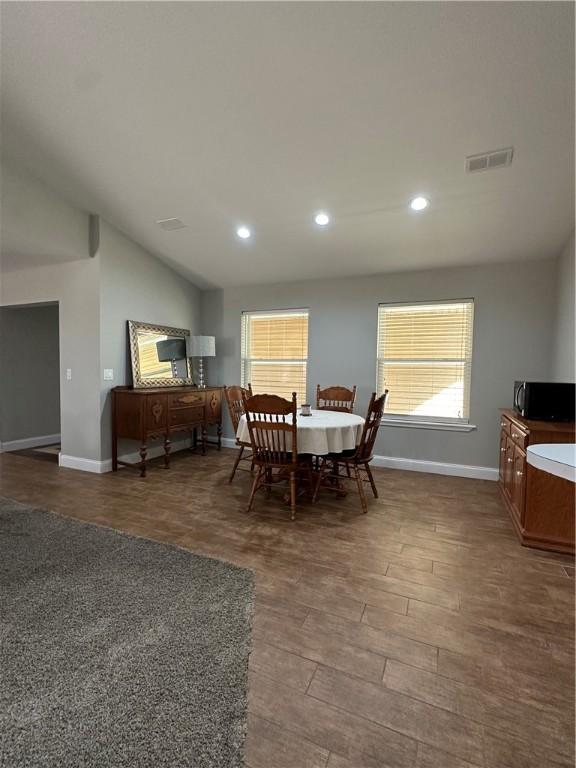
[146,396,168,430]
[503,437,515,500]
[512,446,526,523]
[205,389,222,424]
[498,430,507,483]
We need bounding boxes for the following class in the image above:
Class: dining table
[236,408,365,455]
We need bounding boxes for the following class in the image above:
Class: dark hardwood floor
[1,448,573,768]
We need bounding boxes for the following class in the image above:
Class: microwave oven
[513,381,575,422]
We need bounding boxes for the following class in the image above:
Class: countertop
[527,443,576,483]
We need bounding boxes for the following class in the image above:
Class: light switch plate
[66,368,72,380]
[103,369,114,381]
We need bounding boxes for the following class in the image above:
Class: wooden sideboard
[112,386,222,476]
[499,409,575,554]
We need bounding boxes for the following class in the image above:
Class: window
[377,300,474,423]
[241,309,309,401]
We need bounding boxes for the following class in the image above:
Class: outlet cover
[66,368,72,380]
[103,369,114,381]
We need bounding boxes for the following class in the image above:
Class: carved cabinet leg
[217,423,222,451]
[201,426,207,455]
[139,445,147,478]
[164,433,171,469]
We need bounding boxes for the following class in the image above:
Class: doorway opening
[0,302,61,462]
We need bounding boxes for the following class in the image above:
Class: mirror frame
[128,320,194,389]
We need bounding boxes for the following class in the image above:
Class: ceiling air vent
[466,147,514,173]
[156,217,186,231]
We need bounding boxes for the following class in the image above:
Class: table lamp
[188,335,215,388]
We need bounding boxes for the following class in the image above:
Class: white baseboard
[58,437,497,482]
[59,454,106,473]
[221,438,498,481]
[371,454,499,481]
[59,438,194,474]
[0,434,60,453]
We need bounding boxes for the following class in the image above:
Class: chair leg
[247,466,263,512]
[289,471,297,521]
[229,445,244,483]
[313,458,326,502]
[354,464,369,513]
[365,462,378,498]
[265,467,272,495]
[306,465,315,500]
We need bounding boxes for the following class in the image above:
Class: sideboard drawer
[510,425,528,449]
[169,391,205,408]
[502,413,528,449]
[170,406,204,427]
[500,416,511,436]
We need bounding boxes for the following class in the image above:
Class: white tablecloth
[237,409,365,456]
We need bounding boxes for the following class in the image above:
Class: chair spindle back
[354,390,388,461]
[316,385,357,413]
[225,384,253,433]
[242,392,298,467]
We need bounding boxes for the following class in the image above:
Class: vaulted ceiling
[1,2,574,288]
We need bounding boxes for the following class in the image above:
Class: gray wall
[98,221,202,461]
[1,259,101,460]
[1,162,102,464]
[551,231,575,381]
[1,163,203,465]
[202,259,556,470]
[1,162,89,272]
[0,304,60,444]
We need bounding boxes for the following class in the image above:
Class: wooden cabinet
[498,409,575,554]
[112,386,222,476]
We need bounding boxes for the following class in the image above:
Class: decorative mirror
[128,320,194,388]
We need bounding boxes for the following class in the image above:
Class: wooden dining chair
[316,385,357,413]
[242,391,313,521]
[224,384,253,483]
[313,390,388,513]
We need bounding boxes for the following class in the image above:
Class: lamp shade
[188,335,216,358]
[156,338,187,362]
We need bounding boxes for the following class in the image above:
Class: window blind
[377,300,474,422]
[241,309,309,401]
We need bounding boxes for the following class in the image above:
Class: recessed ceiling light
[409,196,430,212]
[236,226,251,239]
[314,212,330,227]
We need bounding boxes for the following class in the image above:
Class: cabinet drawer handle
[516,470,523,477]
[500,422,506,428]
[500,447,506,453]
[507,457,513,463]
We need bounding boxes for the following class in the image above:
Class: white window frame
[241,308,309,400]
[377,299,476,432]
